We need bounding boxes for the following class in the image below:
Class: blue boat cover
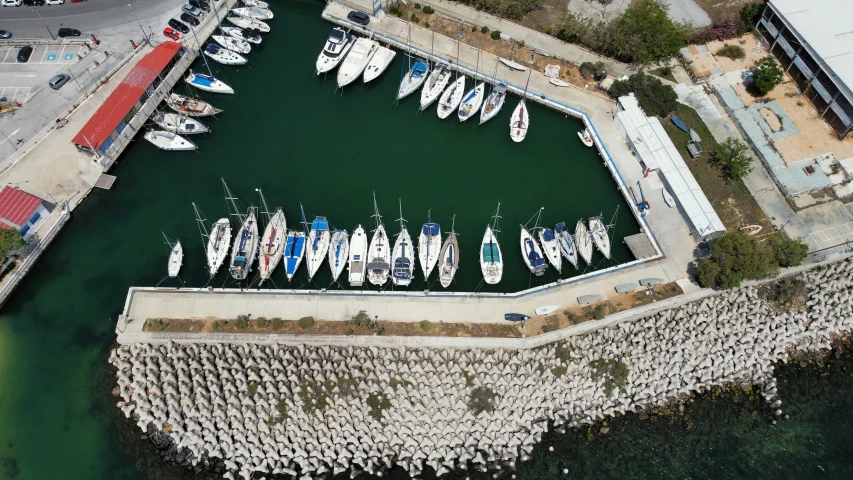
[422,223,439,236]
[412,62,427,76]
[205,44,219,54]
[555,222,567,234]
[524,239,545,266]
[191,74,213,87]
[672,116,689,133]
[311,217,329,231]
[543,229,555,241]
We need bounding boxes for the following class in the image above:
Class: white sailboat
[589,216,611,259]
[438,215,459,288]
[419,63,452,111]
[316,27,354,74]
[186,71,234,94]
[193,201,231,277]
[396,26,429,100]
[521,208,548,276]
[458,46,485,122]
[163,233,183,278]
[256,190,286,284]
[418,211,441,278]
[212,34,251,54]
[575,219,594,265]
[226,15,270,33]
[328,229,350,282]
[348,225,368,286]
[391,200,415,287]
[437,75,465,119]
[242,0,268,7]
[499,57,527,71]
[283,205,307,281]
[167,93,222,117]
[555,222,578,270]
[306,216,330,280]
[366,193,391,286]
[337,37,378,88]
[143,130,196,151]
[229,209,260,281]
[538,226,562,273]
[232,6,273,20]
[480,62,506,125]
[480,203,503,284]
[363,46,396,83]
[152,111,208,135]
[510,70,532,143]
[204,43,247,66]
[221,26,262,44]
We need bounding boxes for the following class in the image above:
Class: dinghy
[534,305,559,316]
[167,239,183,278]
[242,0,268,7]
[152,111,208,135]
[363,46,396,83]
[458,82,485,122]
[166,93,221,117]
[337,37,378,88]
[418,217,441,278]
[662,189,676,208]
[437,75,465,119]
[143,130,196,151]
[328,229,350,282]
[554,222,578,270]
[438,217,459,288]
[549,78,570,87]
[348,225,368,286]
[538,227,562,273]
[480,203,503,284]
[367,194,391,286]
[232,6,273,20]
[391,202,414,287]
[741,225,763,235]
[504,313,530,322]
[229,210,259,281]
[588,216,611,259]
[212,34,251,54]
[578,128,594,147]
[397,60,429,100]
[480,82,506,125]
[257,208,286,284]
[206,218,232,277]
[221,26,262,44]
[520,226,547,276]
[306,216,330,280]
[574,219,594,265]
[226,15,270,33]
[419,63,452,111]
[186,71,234,94]
[316,27,354,74]
[204,43,247,66]
[499,57,527,71]
[509,99,528,142]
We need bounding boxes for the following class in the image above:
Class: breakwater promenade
[110,256,853,479]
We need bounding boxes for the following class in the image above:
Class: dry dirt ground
[706,34,765,72]
[693,0,760,23]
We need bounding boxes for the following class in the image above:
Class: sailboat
[306,216,331,280]
[520,208,547,276]
[480,203,503,284]
[337,37,378,88]
[232,6,274,20]
[458,45,485,122]
[363,46,396,83]
[328,229,350,282]
[348,225,368,286]
[283,205,307,281]
[221,26,263,44]
[152,111,209,135]
[396,26,429,100]
[229,209,259,281]
[366,193,391,286]
[226,15,270,33]
[438,215,459,288]
[163,233,183,278]
[391,200,415,287]
[510,70,532,142]
[437,37,465,119]
[418,212,441,278]
[480,60,506,125]
[538,226,562,273]
[575,219,594,265]
[316,27,354,74]
[256,190,286,284]
[204,43,247,66]
[212,34,251,55]
[420,63,452,111]
[242,0,268,8]
[193,201,231,277]
[589,216,611,259]
[166,93,222,117]
[186,71,234,94]
[554,222,578,270]
[143,130,196,151]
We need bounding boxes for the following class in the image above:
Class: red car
[163,27,181,40]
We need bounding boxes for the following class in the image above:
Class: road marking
[2,49,9,63]
[0,128,21,148]
[12,75,37,78]
[40,47,49,63]
[0,87,31,104]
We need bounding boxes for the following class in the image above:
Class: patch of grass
[410,13,420,23]
[423,5,434,14]
[235,315,248,330]
[589,358,629,397]
[148,319,167,331]
[298,380,328,415]
[468,386,498,415]
[764,277,808,312]
[247,382,259,396]
[256,317,270,328]
[419,320,432,332]
[464,372,475,387]
[366,392,391,421]
[337,377,359,397]
[297,316,315,329]
[351,310,370,327]
[388,3,401,16]
[649,66,676,82]
[390,378,412,390]
[555,342,573,362]
[552,365,568,377]
[270,317,283,330]
[592,304,607,320]
[716,44,746,60]
[276,398,287,416]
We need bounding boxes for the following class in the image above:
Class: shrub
[235,315,248,330]
[388,4,401,16]
[568,313,581,325]
[716,44,746,60]
[472,25,477,32]
[423,5,434,14]
[414,2,421,8]
[256,317,270,328]
[712,17,742,41]
[351,310,370,327]
[0,228,25,259]
[424,21,430,28]
[765,235,808,268]
[545,26,552,35]
[580,61,605,78]
[766,277,807,310]
[410,13,419,23]
[419,320,432,332]
[552,365,568,377]
[592,304,607,320]
[740,1,765,32]
[609,71,678,118]
[694,232,806,289]
[270,318,283,330]
[491,30,501,40]
[366,392,391,421]
[276,398,287,416]
[589,358,629,397]
[751,56,784,95]
[712,137,753,181]
[247,382,259,396]
[481,25,489,34]
[689,26,715,45]
[468,386,498,414]
[297,316,315,329]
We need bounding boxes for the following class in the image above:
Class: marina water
[0,2,851,478]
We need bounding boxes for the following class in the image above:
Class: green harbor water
[0,1,852,479]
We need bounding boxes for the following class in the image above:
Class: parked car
[57,27,81,37]
[188,0,208,11]
[0,30,11,39]
[46,0,65,4]
[181,4,202,17]
[180,12,200,27]
[23,0,46,6]
[162,27,180,40]
[49,73,70,90]
[1,0,22,6]
[17,45,32,62]
[347,11,370,26]
[168,19,189,34]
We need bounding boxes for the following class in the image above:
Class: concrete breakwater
[109,259,853,479]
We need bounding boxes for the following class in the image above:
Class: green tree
[606,0,690,65]
[740,1,766,32]
[0,229,25,259]
[751,55,784,95]
[609,71,678,117]
[765,235,808,268]
[713,138,753,181]
[696,232,778,289]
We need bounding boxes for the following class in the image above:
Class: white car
[46,0,65,4]
[2,0,23,7]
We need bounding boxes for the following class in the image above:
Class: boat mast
[397,198,406,234]
[521,69,532,100]
[371,191,383,231]
[222,178,246,226]
[490,202,502,233]
[256,188,273,225]
[455,27,461,79]
[161,231,175,250]
[192,201,210,255]
[300,203,308,234]
[488,58,500,94]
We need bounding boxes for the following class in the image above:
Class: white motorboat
[520,227,547,276]
[166,93,222,117]
[458,82,485,122]
[418,217,441,278]
[348,225,368,286]
[438,218,459,288]
[226,15,270,33]
[499,57,527,71]
[337,37,378,88]
[479,82,506,125]
[257,208,286,284]
[589,216,611,259]
[306,216,330,280]
[186,71,234,94]
[363,46,396,83]
[480,204,503,284]
[229,210,260,281]
[575,219,594,265]
[206,218,232,277]
[167,240,183,278]
[221,26,262,44]
[143,130,196,151]
[419,63,452,111]
[538,227,562,273]
[204,43,247,66]
[232,6,273,20]
[328,229,350,282]
[316,27,354,74]
[391,202,414,287]
[436,75,465,119]
[555,222,578,270]
[396,59,429,100]
[578,128,594,147]
[509,99,529,143]
[242,0,268,8]
[549,78,570,87]
[367,195,391,286]
[212,34,251,54]
[152,111,209,135]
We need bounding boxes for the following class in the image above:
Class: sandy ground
[706,34,767,72]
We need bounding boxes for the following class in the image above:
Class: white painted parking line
[40,47,48,63]
[2,49,9,63]
[0,87,30,105]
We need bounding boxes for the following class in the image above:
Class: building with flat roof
[0,186,54,239]
[755,0,853,138]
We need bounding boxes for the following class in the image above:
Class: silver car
[181,4,201,17]
[49,74,70,90]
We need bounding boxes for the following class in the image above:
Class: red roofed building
[72,42,184,154]
[0,186,54,239]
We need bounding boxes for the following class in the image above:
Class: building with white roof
[756,0,853,138]
[614,94,726,240]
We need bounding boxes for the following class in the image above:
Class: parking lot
[0,45,86,65]
[0,87,31,105]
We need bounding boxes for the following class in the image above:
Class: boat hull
[510,99,528,143]
[538,228,562,273]
[363,47,396,83]
[221,26,262,44]
[283,231,306,281]
[520,228,547,276]
[499,58,527,71]
[168,241,183,278]
[366,226,391,286]
[206,219,232,276]
[458,82,485,122]
[437,76,465,119]
[186,72,234,94]
[418,223,441,278]
[226,15,270,33]
[391,229,415,287]
[337,38,378,88]
[480,226,503,284]
[258,209,286,282]
[397,61,430,100]
[166,93,221,117]
[589,217,611,259]
[229,212,260,281]
[575,220,594,265]
[306,218,331,280]
[143,130,196,151]
[348,226,368,286]
[479,85,506,125]
[419,66,452,110]
[153,112,208,135]
[438,233,459,288]
[212,35,251,54]
[328,230,350,281]
[232,7,273,20]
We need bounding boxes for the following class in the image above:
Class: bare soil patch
[759,107,782,132]
[694,0,760,23]
[707,34,765,73]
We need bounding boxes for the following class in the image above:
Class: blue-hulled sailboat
[283,204,307,281]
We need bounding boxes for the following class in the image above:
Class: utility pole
[127,3,151,46]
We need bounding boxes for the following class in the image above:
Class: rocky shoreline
[109,258,853,479]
